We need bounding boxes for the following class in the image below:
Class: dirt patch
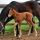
[0,30,40,40]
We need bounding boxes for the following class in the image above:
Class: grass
[5,16,40,32]
[5,24,40,32]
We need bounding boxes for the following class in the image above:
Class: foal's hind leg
[27,19,37,36]
[28,27,31,36]
[26,16,34,36]
[34,26,37,36]
[28,20,37,36]
[27,22,32,36]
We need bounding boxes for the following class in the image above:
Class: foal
[8,8,37,37]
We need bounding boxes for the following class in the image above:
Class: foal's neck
[12,9,18,17]
[13,9,18,14]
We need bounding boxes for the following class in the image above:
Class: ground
[0,30,40,40]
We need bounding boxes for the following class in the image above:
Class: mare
[0,1,40,36]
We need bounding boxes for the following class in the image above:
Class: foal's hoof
[14,34,16,37]
[35,34,37,37]
[18,35,21,38]
[28,34,30,36]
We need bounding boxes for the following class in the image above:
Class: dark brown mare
[8,8,37,37]
[0,1,40,36]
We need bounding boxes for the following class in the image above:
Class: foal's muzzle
[8,15,11,18]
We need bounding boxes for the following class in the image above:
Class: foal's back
[13,9,33,20]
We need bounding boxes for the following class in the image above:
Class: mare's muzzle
[0,22,4,32]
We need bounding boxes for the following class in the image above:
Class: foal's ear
[9,8,13,12]
[9,7,13,10]
[13,9,16,12]
[9,7,10,9]
[10,8,13,10]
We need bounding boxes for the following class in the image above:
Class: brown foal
[8,8,37,37]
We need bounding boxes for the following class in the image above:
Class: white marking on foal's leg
[14,28,16,37]
[35,28,37,36]
[14,23,18,37]
[28,28,31,36]
[18,25,22,38]
[19,29,22,38]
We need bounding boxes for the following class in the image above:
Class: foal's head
[8,8,13,17]
[8,8,18,18]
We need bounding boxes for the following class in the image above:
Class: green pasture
[5,16,40,32]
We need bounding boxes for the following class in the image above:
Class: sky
[0,0,30,4]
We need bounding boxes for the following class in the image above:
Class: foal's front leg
[17,23,22,38]
[14,22,18,37]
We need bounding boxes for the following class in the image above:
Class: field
[0,16,40,40]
